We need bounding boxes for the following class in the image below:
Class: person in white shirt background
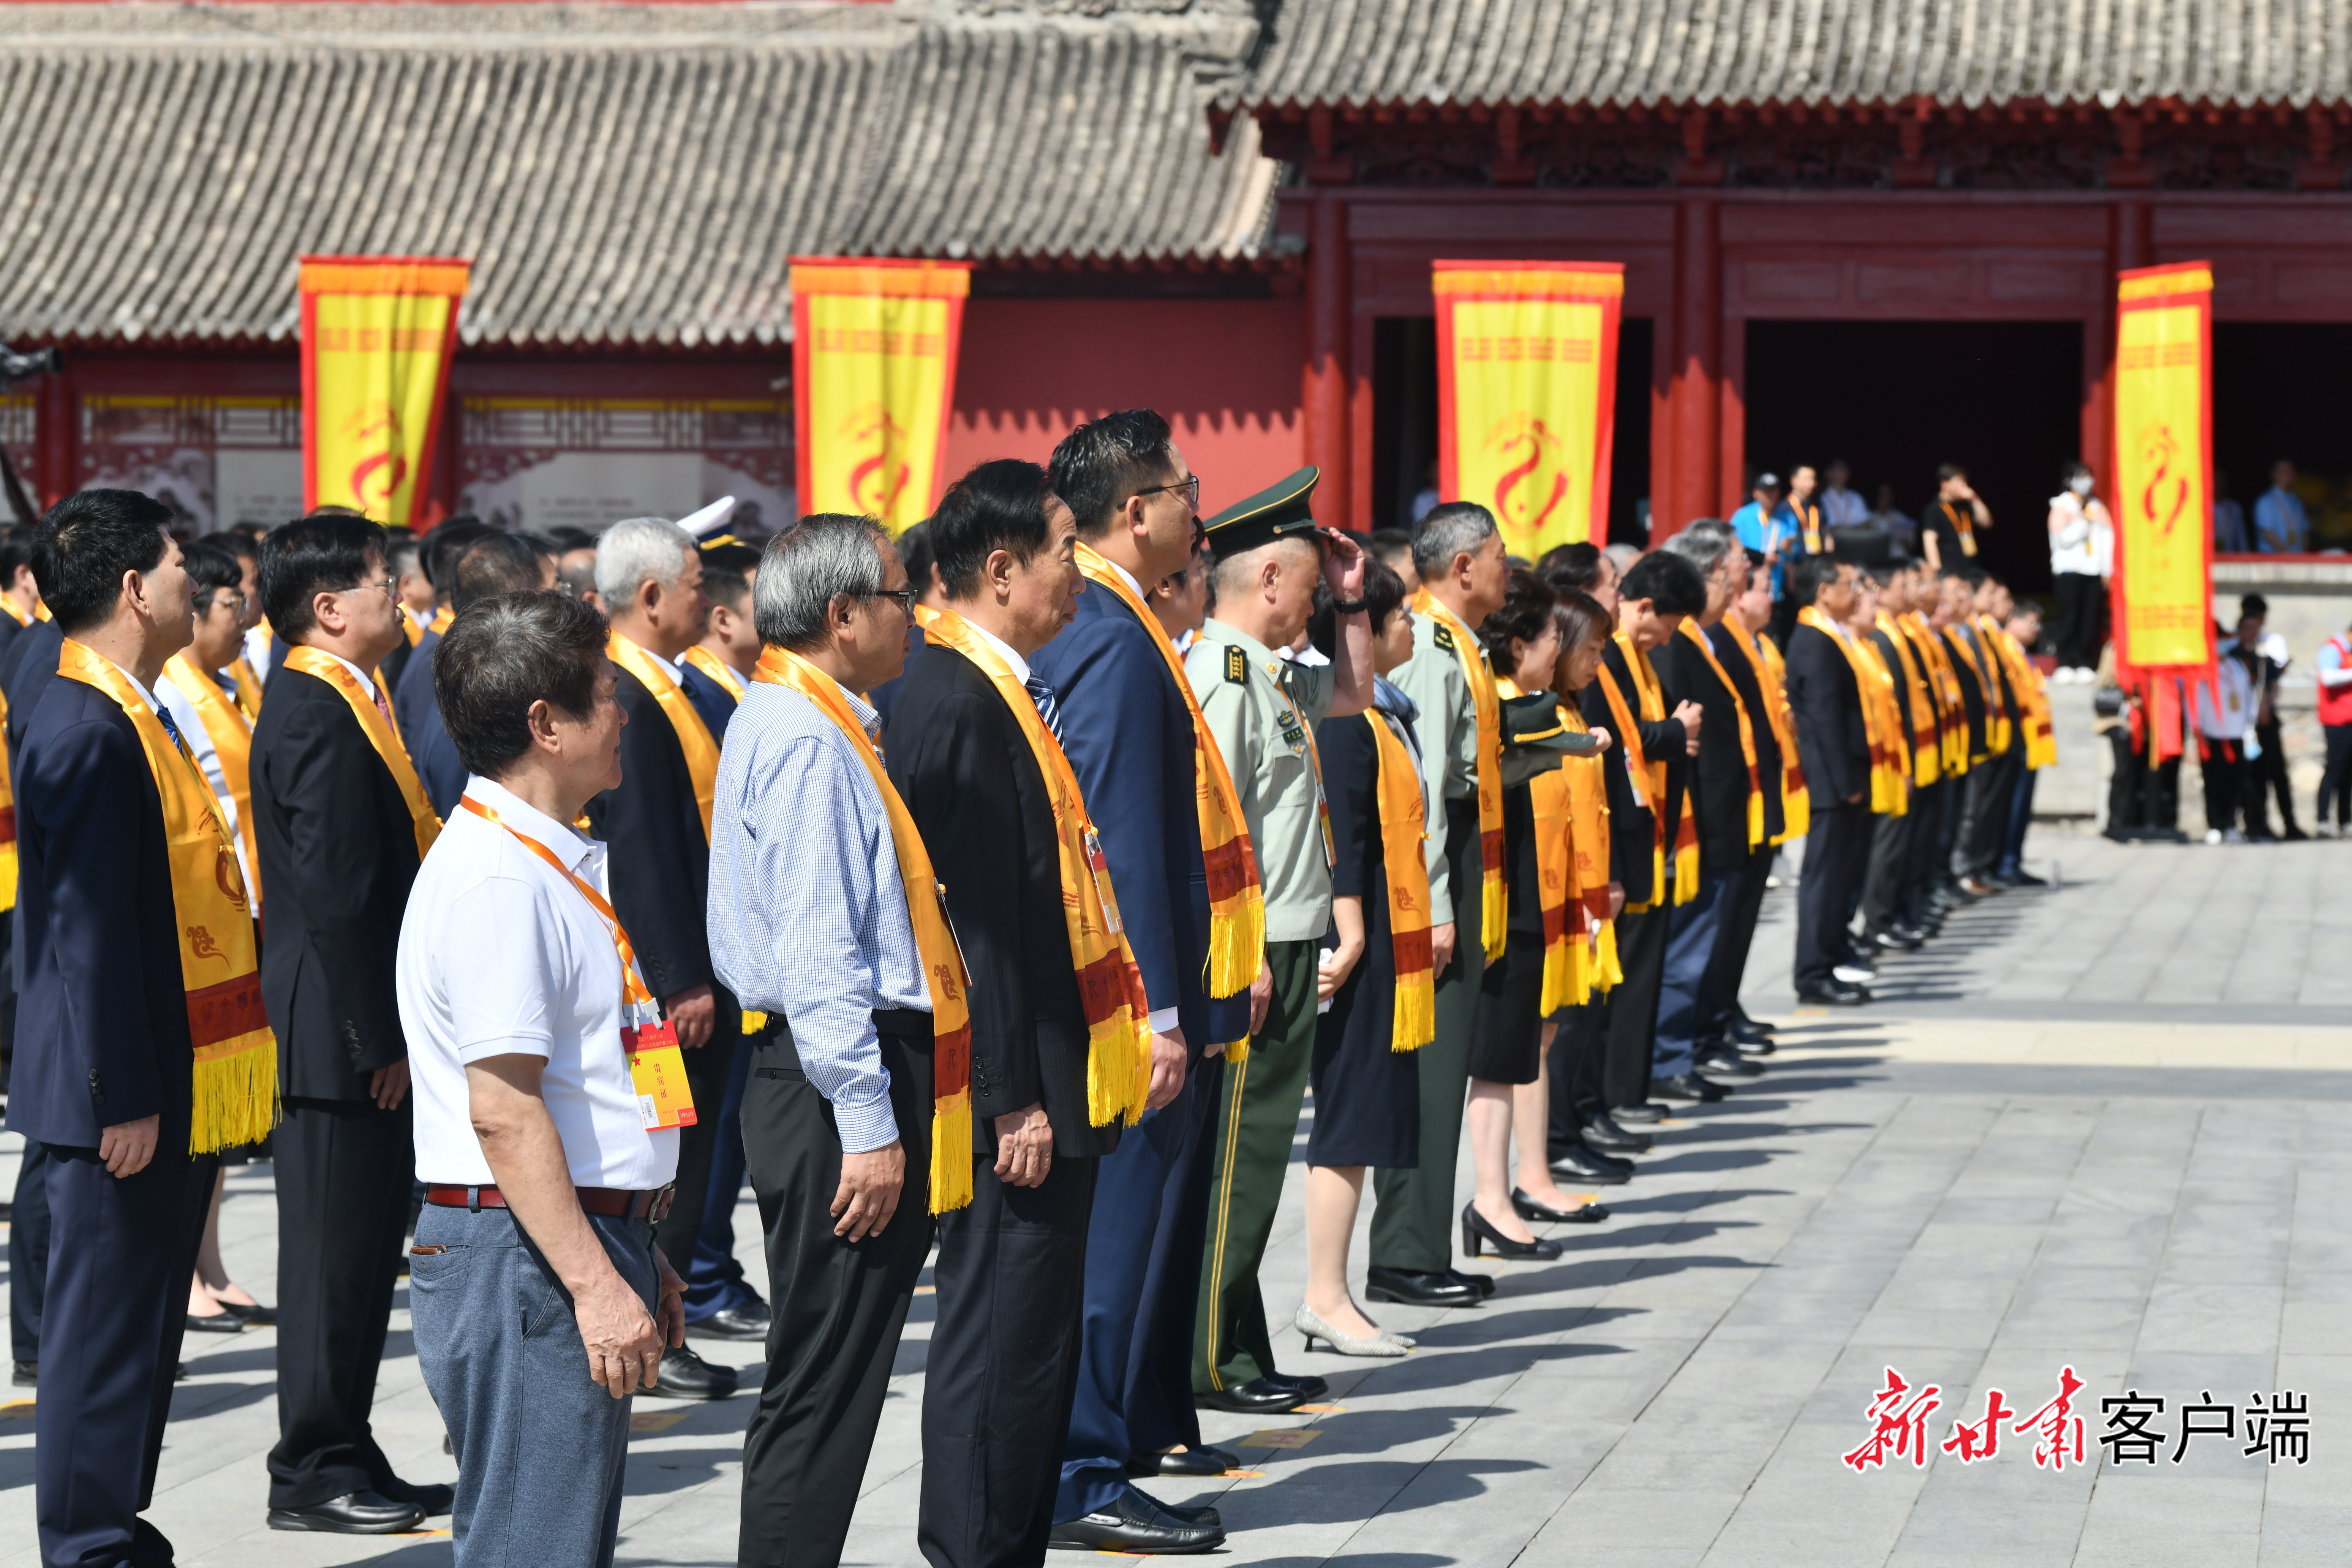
[2046,461,2113,683]
[2194,628,2258,843]
[1819,458,1871,532]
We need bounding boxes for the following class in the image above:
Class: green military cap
[1201,466,1321,556]
[1498,690,1600,786]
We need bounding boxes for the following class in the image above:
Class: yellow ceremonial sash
[1522,693,1620,1012]
[163,653,260,913]
[227,656,264,724]
[1721,620,1808,843]
[755,645,976,1211]
[1939,500,1979,559]
[1595,631,1697,907]
[59,641,275,1152]
[606,632,721,843]
[430,605,454,635]
[1798,607,1907,816]
[1906,613,1971,778]
[1799,501,1823,556]
[1992,631,2059,770]
[1414,589,1506,959]
[0,686,15,911]
[1363,708,1434,1051]
[1973,615,2018,755]
[1877,613,1940,787]
[923,610,1154,1126]
[1074,543,1265,998]
[681,645,749,701]
[0,596,48,628]
[282,648,442,861]
[1677,619,1765,850]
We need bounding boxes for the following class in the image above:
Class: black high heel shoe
[1511,1188,1609,1225]
[1461,1201,1563,1260]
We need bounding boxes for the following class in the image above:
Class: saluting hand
[993,1103,1054,1189]
[1317,527,1368,603]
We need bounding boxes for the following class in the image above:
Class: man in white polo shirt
[395,590,687,1566]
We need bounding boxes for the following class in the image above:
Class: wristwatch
[1332,596,1369,615]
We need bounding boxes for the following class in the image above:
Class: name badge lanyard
[1269,657,1337,873]
[457,797,696,1132]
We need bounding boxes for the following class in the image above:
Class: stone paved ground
[4,824,2349,1567]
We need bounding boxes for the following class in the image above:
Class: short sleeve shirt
[1185,617,1336,943]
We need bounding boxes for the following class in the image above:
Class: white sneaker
[2205,829,2224,845]
[1834,963,1878,985]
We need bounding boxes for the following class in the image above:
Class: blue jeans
[1655,871,1728,1078]
[1998,767,2038,878]
[685,1035,761,1321]
[409,1203,657,1568]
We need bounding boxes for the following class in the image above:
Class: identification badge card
[1082,828,1126,937]
[624,1022,697,1131]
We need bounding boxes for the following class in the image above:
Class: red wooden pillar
[1302,193,1351,526]
[2086,198,2154,501]
[1662,193,1720,541]
[36,364,74,509]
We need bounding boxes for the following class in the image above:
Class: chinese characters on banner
[2110,262,2218,673]
[1433,261,1622,559]
[1846,1366,2309,1472]
[299,256,469,528]
[790,258,972,537]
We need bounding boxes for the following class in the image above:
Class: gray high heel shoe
[1294,1301,1412,1357]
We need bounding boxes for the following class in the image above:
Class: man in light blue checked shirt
[706,513,934,1568]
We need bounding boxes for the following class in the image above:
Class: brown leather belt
[424,1183,674,1223]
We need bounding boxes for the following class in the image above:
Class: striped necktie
[1024,673,1065,745]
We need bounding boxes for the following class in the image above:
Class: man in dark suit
[1785,554,1874,1006]
[401,534,557,816]
[1033,412,1248,1552]
[0,523,41,663]
[249,513,442,1533]
[885,458,1143,1564]
[14,489,219,1567]
[1697,547,1787,1059]
[582,515,738,1401]
[387,517,488,763]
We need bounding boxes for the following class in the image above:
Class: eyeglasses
[1135,475,1203,513]
[865,587,918,614]
[207,591,251,614]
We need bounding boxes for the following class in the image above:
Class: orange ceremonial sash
[682,645,749,701]
[1595,631,1696,909]
[1365,709,1434,1051]
[1414,589,1506,959]
[1992,630,2058,770]
[1877,613,1940,787]
[1799,607,1907,817]
[0,686,14,912]
[607,632,721,842]
[1906,613,1971,778]
[61,640,274,1153]
[163,653,260,913]
[1677,619,1764,851]
[282,647,442,861]
[922,610,1154,1127]
[755,645,977,1210]
[1720,619,1808,844]
[1075,543,1265,997]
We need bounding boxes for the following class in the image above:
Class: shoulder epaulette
[1224,645,1248,685]
[1432,622,1455,652]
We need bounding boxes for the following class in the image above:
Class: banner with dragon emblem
[1433,261,1621,558]
[300,256,469,528]
[791,258,972,537]
[2111,262,2216,672]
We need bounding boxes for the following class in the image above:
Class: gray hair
[1412,501,1499,580]
[755,514,890,650]
[593,515,696,605]
[1662,518,1736,575]
[1603,542,1642,576]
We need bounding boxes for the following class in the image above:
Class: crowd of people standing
[4,409,2061,1568]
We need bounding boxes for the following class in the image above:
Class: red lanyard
[458,796,654,1007]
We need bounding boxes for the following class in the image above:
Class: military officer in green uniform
[1185,467,1373,1413]
[1367,501,1512,1309]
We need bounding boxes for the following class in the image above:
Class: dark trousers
[2201,741,2244,833]
[687,1021,764,1320]
[1957,751,2021,880]
[269,1095,415,1508]
[651,993,741,1304]
[1546,1002,1608,1156]
[9,1135,50,1363]
[1655,872,1727,1079]
[2052,572,2104,668]
[2320,723,2352,828]
[2105,728,2145,833]
[922,1152,1097,1568]
[1934,764,1970,880]
[2241,722,2295,836]
[1056,1052,1217,1522]
[1795,803,1870,991]
[738,1023,933,1568]
[1698,842,1774,1042]
[1998,767,2038,877]
[1900,779,1949,923]
[36,1144,214,1568]
[1860,807,1913,936]
[1124,1048,1220,1462]
[1603,905,1668,1109]
[1370,800,1484,1276]
[1193,940,1317,1392]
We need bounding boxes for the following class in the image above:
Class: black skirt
[1467,929,1547,1086]
[1307,947,1422,1170]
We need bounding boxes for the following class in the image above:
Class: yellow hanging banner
[2110,262,2216,672]
[300,256,468,528]
[1434,262,1623,559]
[791,258,972,536]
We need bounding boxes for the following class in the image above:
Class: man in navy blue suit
[14,488,216,1567]
[395,532,555,816]
[1037,412,1262,1554]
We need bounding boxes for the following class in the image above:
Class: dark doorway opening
[1371,315,1654,546]
[1743,319,2082,592]
[2214,323,2352,550]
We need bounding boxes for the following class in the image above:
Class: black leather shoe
[1612,1100,1668,1124]
[1160,1500,1223,1530]
[375,1478,454,1517]
[1127,1445,1239,1479]
[1652,1073,1729,1103]
[1261,1370,1328,1401]
[12,1360,33,1386]
[1547,1146,1632,1185]
[267,1491,425,1535]
[1363,1265,1480,1307]
[1724,1018,1776,1049]
[1732,1008,1777,1036]
[1696,1050,1764,1080]
[1796,981,1871,1007]
[1865,926,1924,952]
[2008,868,2051,885]
[1580,1116,1652,1154]
[646,1343,738,1401]
[216,1298,277,1325]
[689,1301,772,1341]
[1193,1377,1305,1415]
[1512,1188,1609,1224]
[1048,1487,1224,1554]
[1461,1202,1562,1260]
[185,1310,245,1334]
[1446,1268,1497,1298]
